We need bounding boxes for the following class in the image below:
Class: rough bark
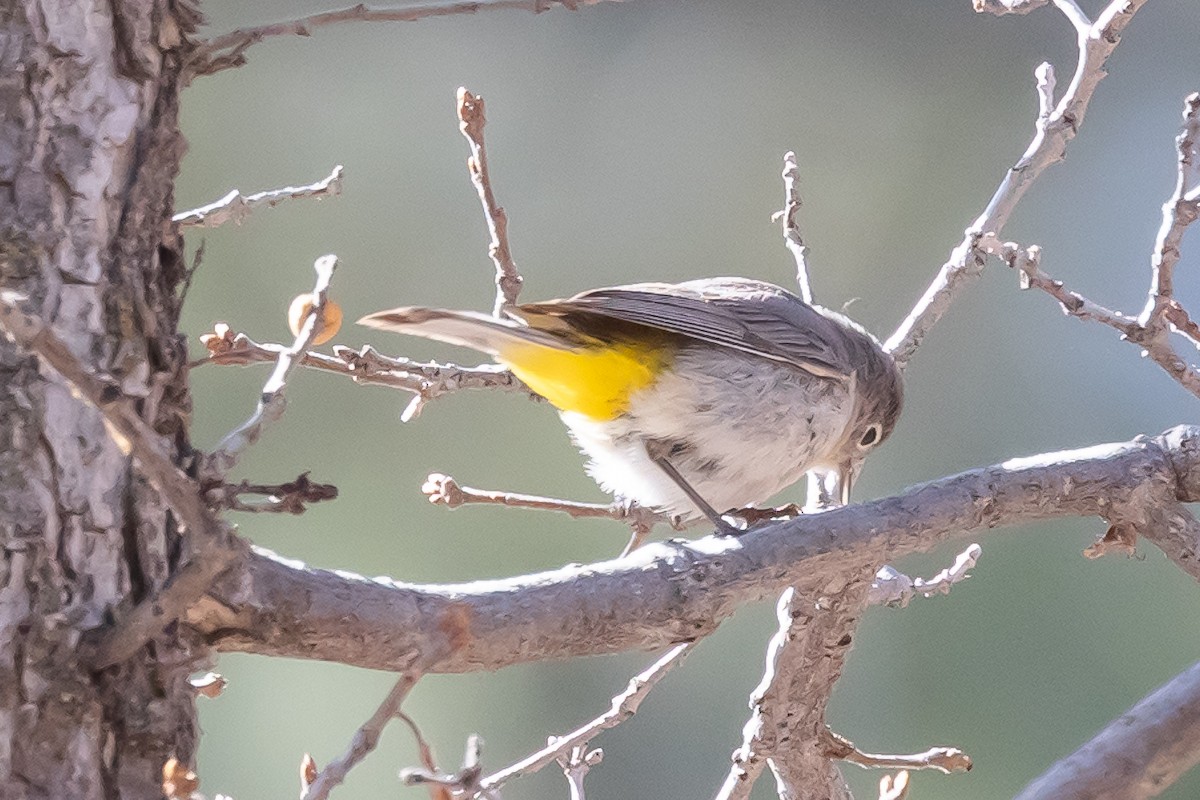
[0,2,201,798]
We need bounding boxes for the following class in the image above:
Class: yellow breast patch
[497,340,667,420]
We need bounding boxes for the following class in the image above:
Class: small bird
[360,277,903,533]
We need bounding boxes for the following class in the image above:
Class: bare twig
[423,472,684,533]
[0,290,247,669]
[303,673,419,800]
[187,1,623,77]
[558,746,603,800]
[402,735,494,799]
[204,255,338,476]
[397,713,453,800]
[869,543,982,607]
[775,151,813,304]
[1139,93,1200,333]
[196,326,537,418]
[173,165,344,229]
[878,771,910,800]
[1014,659,1200,800]
[209,472,339,515]
[978,94,1200,400]
[824,731,971,775]
[885,0,1149,368]
[476,643,693,795]
[458,87,524,314]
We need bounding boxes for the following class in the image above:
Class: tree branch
[187,1,627,78]
[172,165,343,229]
[303,673,419,800]
[885,0,1148,368]
[477,643,692,794]
[204,255,338,476]
[1014,659,1200,800]
[186,426,1200,674]
[457,87,524,314]
[195,326,536,420]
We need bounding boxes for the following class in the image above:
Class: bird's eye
[858,424,881,449]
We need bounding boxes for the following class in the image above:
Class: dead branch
[458,87,524,313]
[173,165,343,229]
[204,255,339,476]
[187,1,627,78]
[195,326,537,419]
[775,151,813,304]
[869,543,982,608]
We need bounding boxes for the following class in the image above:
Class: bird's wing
[519,278,860,380]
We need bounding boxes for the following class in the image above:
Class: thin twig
[303,673,418,800]
[397,713,453,800]
[173,165,344,229]
[0,290,246,669]
[775,151,813,304]
[869,543,983,608]
[878,771,911,800]
[402,735,494,799]
[204,255,338,476]
[1140,93,1200,329]
[558,746,603,800]
[477,643,693,794]
[188,1,623,78]
[885,0,1149,368]
[458,87,524,314]
[423,472,684,532]
[209,472,339,515]
[195,326,537,418]
[977,92,1200,400]
[823,731,972,775]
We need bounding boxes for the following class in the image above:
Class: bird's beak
[805,459,860,512]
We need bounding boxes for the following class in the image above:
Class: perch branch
[188,1,625,78]
[458,87,524,313]
[477,643,693,794]
[303,673,419,800]
[204,255,338,476]
[1014,659,1200,800]
[173,165,343,229]
[195,327,536,419]
[187,425,1200,674]
[885,0,1148,368]
[0,290,246,669]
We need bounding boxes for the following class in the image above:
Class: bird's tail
[357,306,573,355]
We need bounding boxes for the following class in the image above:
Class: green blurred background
[178,1,1200,797]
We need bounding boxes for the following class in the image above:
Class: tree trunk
[1,1,201,798]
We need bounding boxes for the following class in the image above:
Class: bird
[359,277,903,534]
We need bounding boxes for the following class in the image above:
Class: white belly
[561,346,854,521]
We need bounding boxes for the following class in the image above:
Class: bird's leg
[647,452,743,537]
